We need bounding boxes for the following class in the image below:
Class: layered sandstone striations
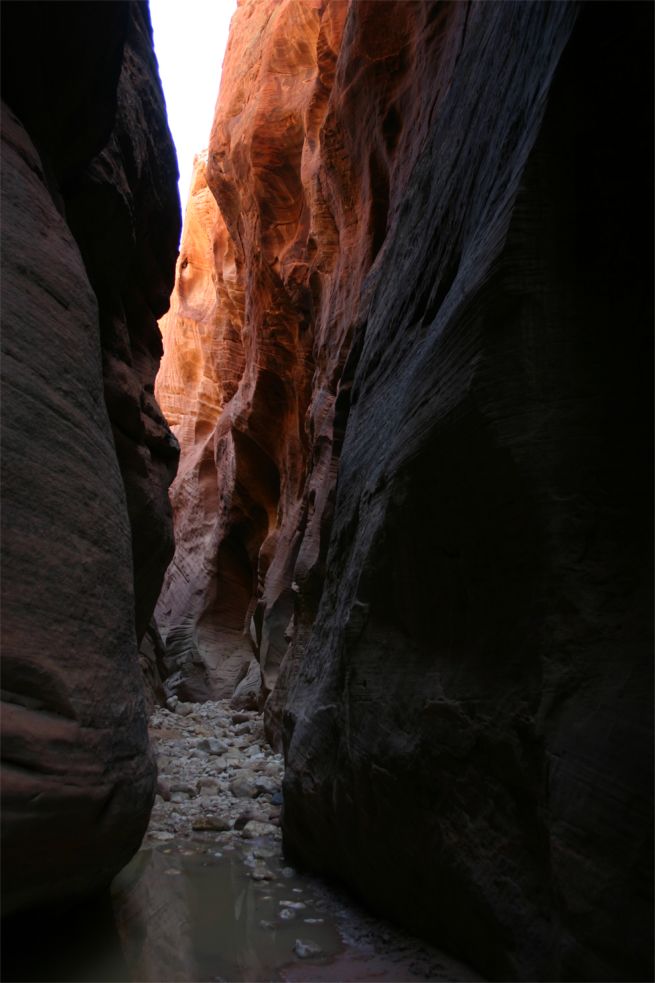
[155,0,349,705]
[157,0,439,701]
[156,1,652,980]
[1,1,180,912]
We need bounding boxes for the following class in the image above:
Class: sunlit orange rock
[157,152,250,698]
[156,0,353,703]
[157,0,444,703]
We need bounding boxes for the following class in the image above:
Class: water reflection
[2,837,481,983]
[111,836,343,982]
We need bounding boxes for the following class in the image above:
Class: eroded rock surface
[155,2,652,980]
[64,3,181,643]
[156,0,381,704]
[158,0,447,700]
[1,2,180,912]
[279,5,653,982]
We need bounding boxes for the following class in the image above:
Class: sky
[149,0,237,211]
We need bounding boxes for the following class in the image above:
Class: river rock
[170,783,197,796]
[251,864,274,882]
[241,821,278,840]
[231,713,253,725]
[175,702,194,717]
[192,815,232,833]
[252,845,278,860]
[252,775,275,795]
[198,738,228,755]
[157,779,172,802]
[198,779,220,795]
[230,660,263,711]
[234,722,253,737]
[293,940,323,959]
[170,792,190,804]
[229,777,257,799]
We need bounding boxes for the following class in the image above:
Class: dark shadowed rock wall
[1,1,180,913]
[279,4,653,982]
[154,0,651,979]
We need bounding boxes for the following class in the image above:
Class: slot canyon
[1,1,652,981]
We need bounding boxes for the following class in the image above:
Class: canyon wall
[1,1,180,912]
[156,1,652,980]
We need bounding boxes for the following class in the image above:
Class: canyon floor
[109,701,484,982]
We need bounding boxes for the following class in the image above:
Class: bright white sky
[149,0,237,212]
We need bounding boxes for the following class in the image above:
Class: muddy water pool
[3,700,481,983]
[113,836,341,981]
[111,833,481,983]
[105,700,481,983]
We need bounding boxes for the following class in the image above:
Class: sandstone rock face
[156,0,403,702]
[156,2,652,980]
[63,4,182,643]
[279,6,654,982]
[157,154,254,701]
[1,2,180,913]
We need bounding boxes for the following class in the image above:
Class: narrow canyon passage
[1,2,652,983]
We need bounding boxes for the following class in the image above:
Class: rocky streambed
[147,699,284,851]
[109,700,483,982]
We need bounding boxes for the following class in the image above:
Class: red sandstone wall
[155,2,653,980]
[1,1,180,912]
[156,0,465,704]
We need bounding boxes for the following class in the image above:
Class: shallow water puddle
[112,836,344,982]
[109,833,481,983]
[102,699,481,983]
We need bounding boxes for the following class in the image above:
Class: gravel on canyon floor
[141,699,482,982]
[148,699,283,850]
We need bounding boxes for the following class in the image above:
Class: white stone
[293,939,323,959]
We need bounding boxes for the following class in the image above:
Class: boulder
[230,661,264,711]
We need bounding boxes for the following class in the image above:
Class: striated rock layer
[156,1,652,980]
[1,1,180,913]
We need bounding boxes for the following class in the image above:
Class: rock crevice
[154,2,651,980]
